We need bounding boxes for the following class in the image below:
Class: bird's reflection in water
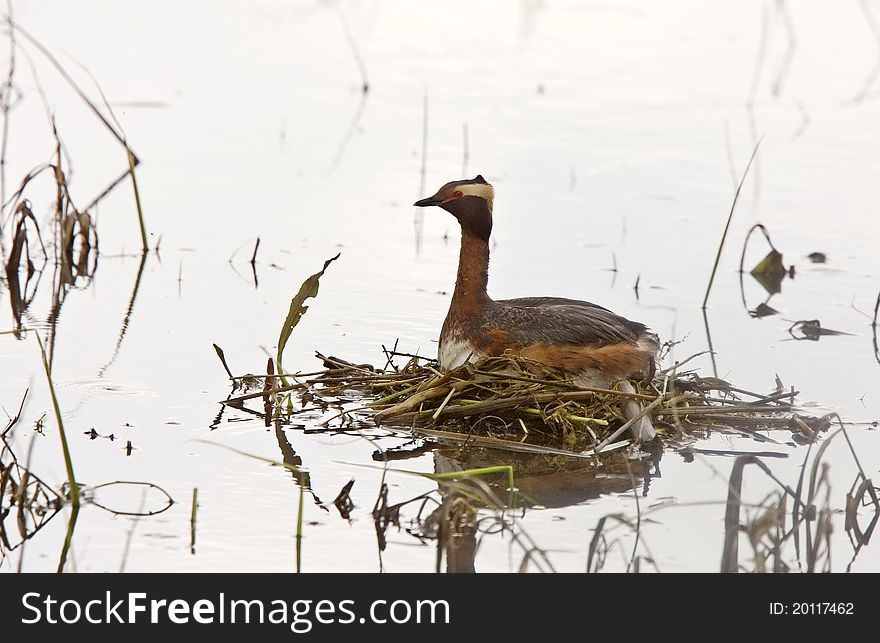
[412,445,662,573]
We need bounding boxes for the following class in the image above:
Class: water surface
[1,0,878,572]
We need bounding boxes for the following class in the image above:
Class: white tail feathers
[618,380,656,442]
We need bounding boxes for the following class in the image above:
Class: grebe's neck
[451,229,491,311]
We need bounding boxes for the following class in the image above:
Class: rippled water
[1,0,879,572]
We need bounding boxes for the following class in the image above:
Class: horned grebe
[414,175,659,441]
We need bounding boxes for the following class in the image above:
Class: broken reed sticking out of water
[226,350,823,457]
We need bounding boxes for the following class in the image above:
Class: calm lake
[1,0,878,572]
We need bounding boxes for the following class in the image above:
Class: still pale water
[1,0,878,572]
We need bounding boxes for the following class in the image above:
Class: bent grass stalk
[78,60,148,250]
[12,22,149,249]
[126,147,147,252]
[428,465,516,510]
[336,460,516,508]
[702,137,763,309]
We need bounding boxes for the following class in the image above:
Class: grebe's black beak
[413,196,441,207]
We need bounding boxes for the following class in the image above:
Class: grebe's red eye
[453,190,463,199]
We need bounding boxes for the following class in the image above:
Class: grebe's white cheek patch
[439,336,480,370]
[457,183,495,204]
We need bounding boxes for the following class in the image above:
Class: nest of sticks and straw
[228,351,830,458]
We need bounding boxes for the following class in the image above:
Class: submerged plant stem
[190,488,199,555]
[36,332,79,507]
[295,482,304,573]
[57,504,80,573]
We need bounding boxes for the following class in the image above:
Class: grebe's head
[413,175,494,239]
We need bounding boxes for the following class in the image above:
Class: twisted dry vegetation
[224,347,828,460]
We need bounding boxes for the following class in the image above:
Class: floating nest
[230,351,832,459]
